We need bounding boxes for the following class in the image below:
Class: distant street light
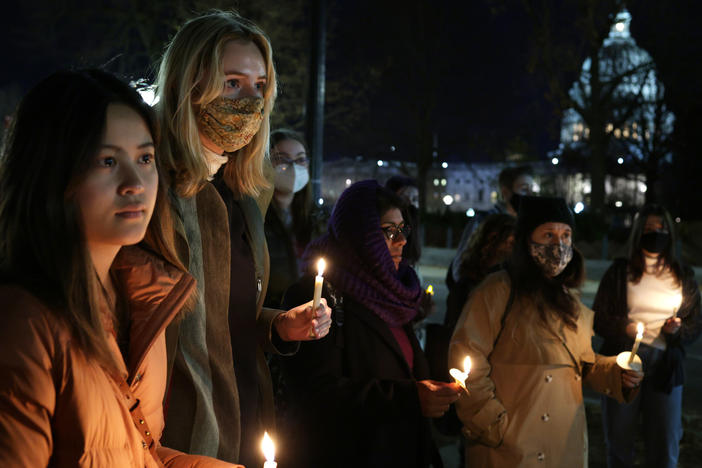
[615,201,623,207]
[551,157,559,165]
[617,157,624,164]
[443,195,454,206]
[466,208,475,217]
[441,162,448,169]
[574,202,585,214]
[318,198,324,206]
[377,160,384,167]
[345,179,352,186]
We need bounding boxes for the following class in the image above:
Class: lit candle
[426,284,434,296]
[449,356,472,391]
[628,322,644,365]
[312,258,326,313]
[261,432,276,468]
[672,293,683,319]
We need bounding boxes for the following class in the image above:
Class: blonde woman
[155,11,331,466]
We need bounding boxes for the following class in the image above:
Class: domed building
[554,8,674,211]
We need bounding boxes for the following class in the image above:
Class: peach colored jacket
[0,247,239,468]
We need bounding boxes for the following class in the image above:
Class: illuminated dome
[561,8,672,147]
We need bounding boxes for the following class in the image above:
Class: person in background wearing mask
[264,129,325,309]
[593,204,702,468]
[155,11,331,466]
[448,165,533,285]
[449,196,642,467]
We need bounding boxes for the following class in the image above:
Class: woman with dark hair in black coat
[593,203,702,468]
[277,180,461,468]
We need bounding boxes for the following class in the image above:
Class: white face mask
[274,163,309,194]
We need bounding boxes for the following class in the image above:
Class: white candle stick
[449,356,472,391]
[628,322,644,365]
[312,258,326,313]
[672,293,683,319]
[261,432,277,468]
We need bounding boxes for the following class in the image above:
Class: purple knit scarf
[303,180,422,327]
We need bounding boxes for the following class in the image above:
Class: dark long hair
[507,223,585,330]
[627,203,682,285]
[0,69,180,371]
[458,213,516,282]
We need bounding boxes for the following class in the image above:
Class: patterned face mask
[197,96,264,152]
[529,242,573,278]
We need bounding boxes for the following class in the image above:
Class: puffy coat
[0,246,236,467]
[449,270,633,467]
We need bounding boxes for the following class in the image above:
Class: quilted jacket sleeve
[0,292,59,468]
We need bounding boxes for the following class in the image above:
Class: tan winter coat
[449,270,633,468]
[0,247,236,468]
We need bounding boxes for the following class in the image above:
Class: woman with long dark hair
[0,70,236,467]
[593,204,702,468]
[449,196,642,467]
[278,180,461,467]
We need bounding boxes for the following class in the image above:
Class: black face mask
[640,231,670,254]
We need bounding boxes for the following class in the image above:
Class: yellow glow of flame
[426,285,434,295]
[636,322,644,338]
[317,258,326,277]
[463,356,472,375]
[261,431,275,462]
[674,294,683,308]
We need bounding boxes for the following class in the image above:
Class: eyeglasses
[271,154,309,168]
[381,223,411,241]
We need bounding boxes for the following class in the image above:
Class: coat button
[142,441,148,449]
[541,413,550,422]
[575,374,582,381]
[145,431,151,436]
[545,375,553,383]
[139,419,145,425]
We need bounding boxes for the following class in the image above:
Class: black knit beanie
[517,196,575,236]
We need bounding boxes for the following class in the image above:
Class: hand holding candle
[449,356,472,392]
[261,432,276,468]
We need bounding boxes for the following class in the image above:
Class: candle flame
[317,258,326,277]
[261,431,275,462]
[426,285,434,295]
[463,356,472,375]
[636,322,644,338]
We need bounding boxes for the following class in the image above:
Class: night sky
[3,0,702,205]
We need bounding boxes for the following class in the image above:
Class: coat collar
[111,245,196,384]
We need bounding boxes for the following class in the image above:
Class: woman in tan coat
[449,196,642,467]
[0,70,239,467]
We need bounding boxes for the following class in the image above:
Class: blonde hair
[156,10,277,198]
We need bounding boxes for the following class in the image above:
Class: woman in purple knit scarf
[276,180,461,468]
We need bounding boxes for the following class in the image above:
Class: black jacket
[593,257,702,392]
[263,205,299,309]
[277,275,439,468]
